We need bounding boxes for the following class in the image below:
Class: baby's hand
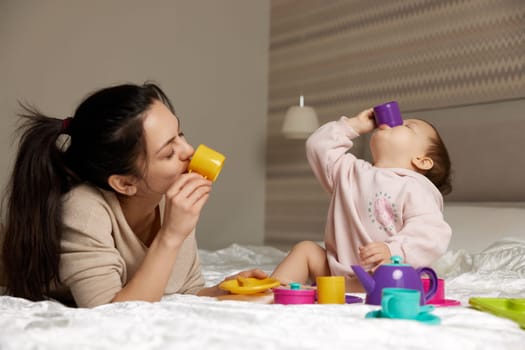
[346,108,375,135]
[359,242,391,270]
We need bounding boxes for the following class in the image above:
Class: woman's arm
[110,234,185,303]
[112,173,212,303]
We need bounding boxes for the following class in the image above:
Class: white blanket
[1,240,525,350]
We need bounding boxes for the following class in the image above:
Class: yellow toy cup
[316,276,345,304]
[187,144,226,181]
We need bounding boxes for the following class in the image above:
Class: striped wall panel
[265,0,525,249]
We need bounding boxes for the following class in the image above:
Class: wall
[0,0,270,249]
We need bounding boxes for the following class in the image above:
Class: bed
[1,202,525,350]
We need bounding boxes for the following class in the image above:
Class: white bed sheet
[1,241,525,350]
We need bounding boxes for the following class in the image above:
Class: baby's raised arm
[306,108,375,193]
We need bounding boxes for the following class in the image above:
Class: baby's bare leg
[271,241,330,285]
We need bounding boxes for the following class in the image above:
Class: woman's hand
[346,108,375,135]
[223,268,268,282]
[197,269,269,297]
[160,172,212,246]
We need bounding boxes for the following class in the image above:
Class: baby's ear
[411,156,434,171]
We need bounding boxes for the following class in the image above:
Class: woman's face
[136,100,194,195]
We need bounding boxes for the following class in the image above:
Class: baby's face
[369,119,437,169]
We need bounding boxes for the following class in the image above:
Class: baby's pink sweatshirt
[306,117,451,277]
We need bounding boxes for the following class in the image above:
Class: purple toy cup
[373,101,403,127]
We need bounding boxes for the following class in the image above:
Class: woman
[1,83,265,307]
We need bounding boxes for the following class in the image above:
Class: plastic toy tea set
[219,255,525,328]
[219,255,459,325]
[355,255,445,325]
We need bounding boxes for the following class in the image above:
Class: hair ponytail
[2,105,72,300]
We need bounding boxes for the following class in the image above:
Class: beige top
[54,184,204,307]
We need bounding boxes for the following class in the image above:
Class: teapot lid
[289,282,301,290]
[384,255,410,266]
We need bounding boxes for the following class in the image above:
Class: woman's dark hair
[424,123,452,196]
[1,83,175,301]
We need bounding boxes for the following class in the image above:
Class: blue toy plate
[365,309,441,325]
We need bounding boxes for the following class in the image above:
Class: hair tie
[62,117,73,134]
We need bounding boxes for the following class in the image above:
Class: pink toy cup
[422,278,460,306]
[422,278,444,304]
[273,287,316,305]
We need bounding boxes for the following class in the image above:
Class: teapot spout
[351,265,375,294]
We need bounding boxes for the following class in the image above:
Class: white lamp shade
[282,105,320,139]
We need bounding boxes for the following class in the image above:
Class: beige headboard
[409,98,525,202]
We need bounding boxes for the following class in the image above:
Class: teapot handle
[417,267,438,303]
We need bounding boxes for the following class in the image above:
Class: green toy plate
[469,297,525,329]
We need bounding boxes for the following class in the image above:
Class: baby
[271,108,452,291]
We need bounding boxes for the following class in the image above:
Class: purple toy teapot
[351,255,438,305]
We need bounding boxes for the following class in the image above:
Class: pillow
[444,202,525,253]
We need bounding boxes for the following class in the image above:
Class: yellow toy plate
[219,277,281,295]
